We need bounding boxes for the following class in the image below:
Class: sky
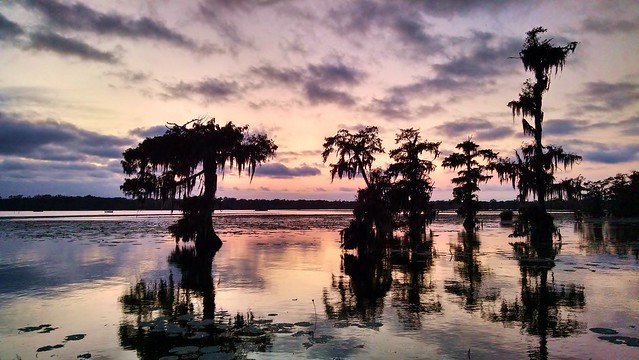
[0,0,638,201]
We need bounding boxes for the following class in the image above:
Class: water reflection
[576,221,639,257]
[444,231,499,312]
[323,253,391,322]
[389,238,441,330]
[324,233,441,331]
[483,264,586,359]
[119,245,273,359]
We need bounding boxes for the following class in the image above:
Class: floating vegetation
[597,335,639,347]
[36,344,64,352]
[590,327,618,335]
[293,321,313,327]
[18,324,54,333]
[168,345,199,355]
[64,334,86,341]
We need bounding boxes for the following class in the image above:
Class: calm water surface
[0,210,637,359]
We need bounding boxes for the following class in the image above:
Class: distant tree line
[0,195,170,211]
[577,171,639,218]
[0,194,583,212]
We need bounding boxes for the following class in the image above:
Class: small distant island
[0,194,579,212]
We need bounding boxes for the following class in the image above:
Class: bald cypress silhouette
[322,126,384,188]
[442,138,497,231]
[494,27,581,255]
[387,128,440,236]
[497,27,581,210]
[121,118,277,255]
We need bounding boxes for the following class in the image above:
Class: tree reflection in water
[444,231,499,312]
[575,221,639,257]
[483,264,586,359]
[323,252,392,323]
[119,245,272,359]
[389,235,441,331]
[323,232,441,331]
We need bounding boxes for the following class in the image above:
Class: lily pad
[200,346,221,354]
[199,353,235,360]
[187,331,209,339]
[168,345,199,355]
[65,334,86,341]
[18,324,52,333]
[38,326,58,333]
[590,327,618,335]
[294,321,313,327]
[598,336,639,347]
[312,334,333,343]
[36,344,64,352]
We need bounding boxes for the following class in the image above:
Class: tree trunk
[198,157,222,255]
[534,72,547,213]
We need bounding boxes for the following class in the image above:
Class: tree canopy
[442,138,497,231]
[495,27,580,251]
[121,118,277,254]
[322,126,384,188]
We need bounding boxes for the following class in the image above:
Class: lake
[0,210,638,359]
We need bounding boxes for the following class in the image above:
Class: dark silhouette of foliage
[341,168,394,251]
[322,126,384,187]
[325,127,440,252]
[121,118,277,254]
[442,138,497,231]
[577,171,639,218]
[495,27,580,247]
[387,128,440,236]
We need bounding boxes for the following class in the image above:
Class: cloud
[328,2,445,58]
[543,119,591,135]
[584,144,639,164]
[308,62,365,86]
[163,78,240,102]
[250,65,304,85]
[256,163,321,178]
[105,70,150,83]
[198,0,287,11]
[581,16,639,34]
[0,12,24,41]
[28,31,118,63]
[304,83,356,106]
[366,31,521,118]
[250,60,364,107]
[434,117,515,142]
[544,117,639,140]
[413,0,528,16]
[129,125,169,139]
[577,81,639,112]
[0,112,131,161]
[22,0,215,53]
[392,14,442,54]
[432,32,521,79]
[0,86,52,107]
[276,150,319,162]
[0,112,133,196]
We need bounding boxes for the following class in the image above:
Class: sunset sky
[1,0,638,201]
